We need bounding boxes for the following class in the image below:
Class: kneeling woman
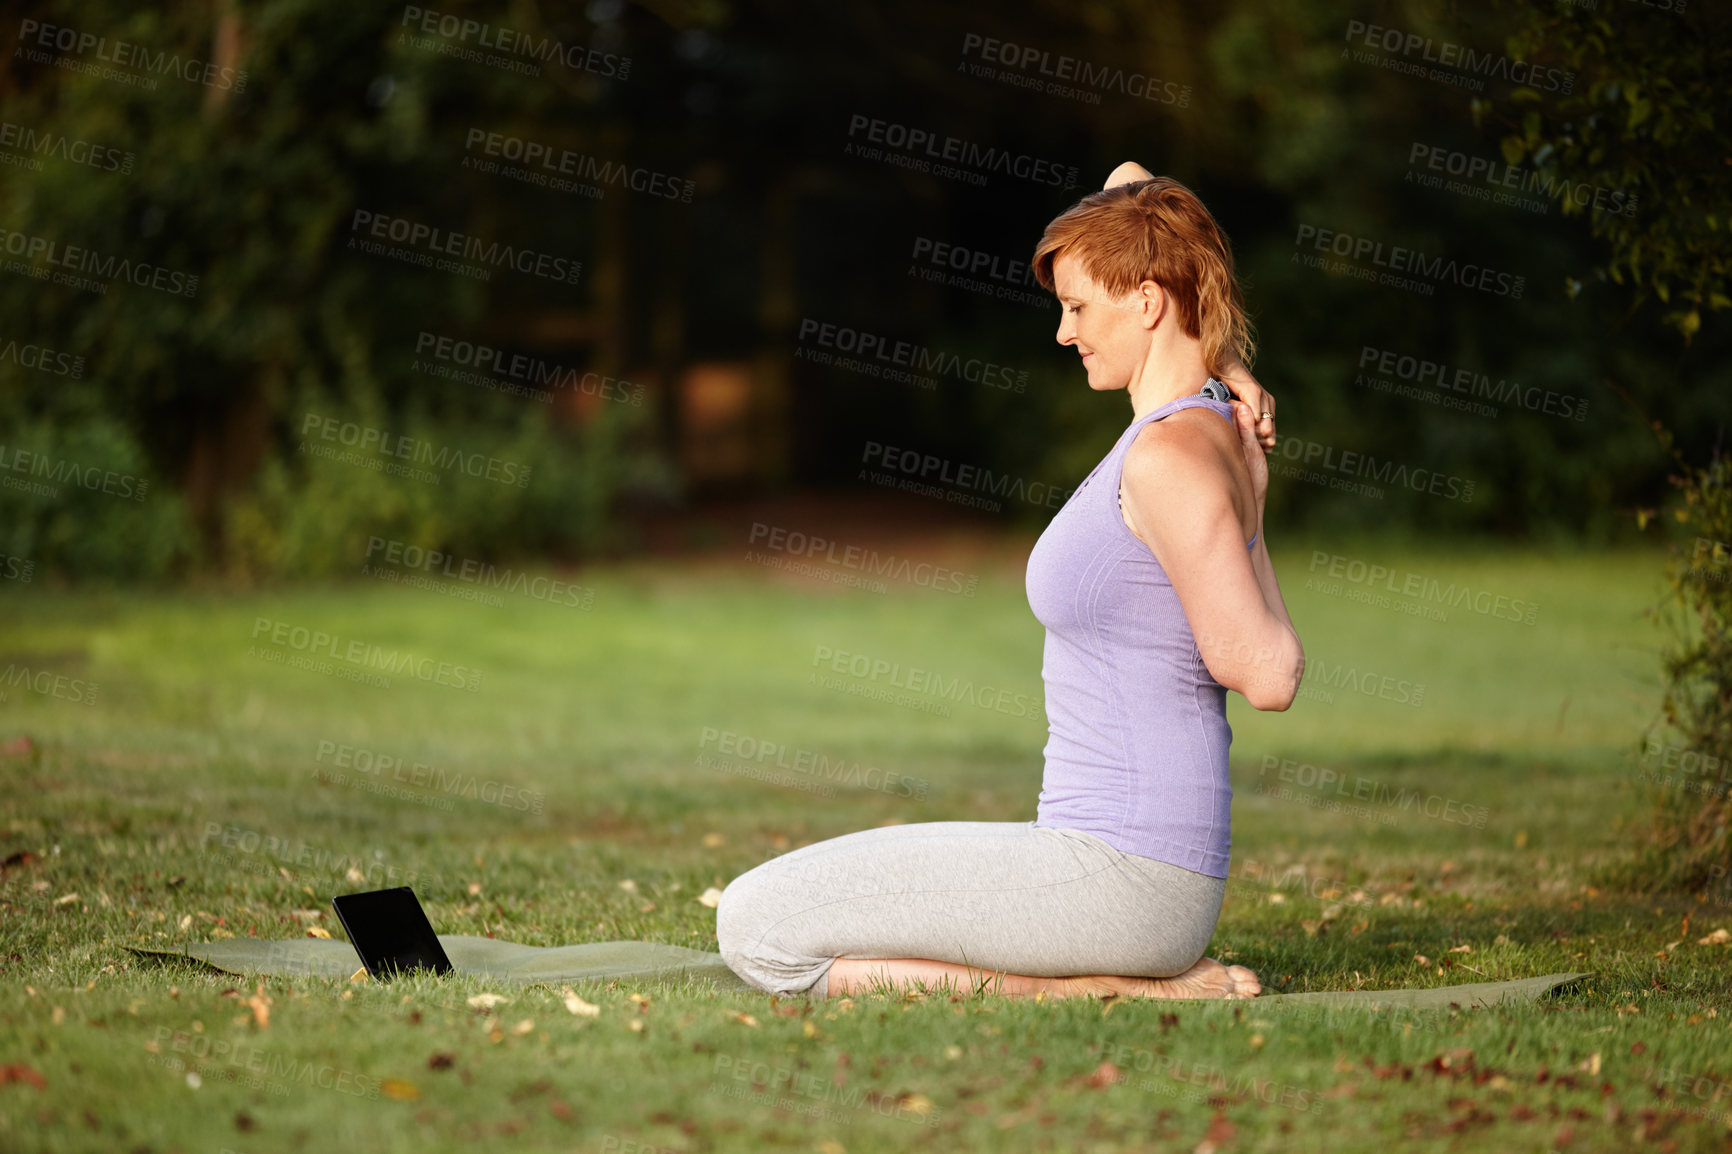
[717,164,1305,1001]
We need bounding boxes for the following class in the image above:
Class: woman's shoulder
[1123,404,1240,480]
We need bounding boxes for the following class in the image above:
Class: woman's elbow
[1241,680,1298,712]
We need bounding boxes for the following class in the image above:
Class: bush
[222,402,674,581]
[1617,431,1732,895]
[0,416,194,581]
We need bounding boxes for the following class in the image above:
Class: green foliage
[0,414,193,580]
[222,401,674,581]
[1623,431,1732,892]
[1486,1,1732,339]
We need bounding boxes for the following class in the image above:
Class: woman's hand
[1104,161,1155,189]
[1217,359,1277,454]
[1231,400,1270,523]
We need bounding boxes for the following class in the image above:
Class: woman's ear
[1138,280,1165,329]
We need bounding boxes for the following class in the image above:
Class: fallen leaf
[246,986,272,1029]
[511,1019,534,1036]
[381,1078,420,1101]
[349,968,369,983]
[54,893,79,906]
[428,1052,455,1070]
[1697,928,1731,945]
[0,1065,46,1089]
[698,887,723,908]
[1447,945,1472,954]
[345,867,365,883]
[306,927,331,939]
[734,1012,759,1028]
[617,879,638,894]
[560,988,599,1018]
[467,993,510,1010]
[1086,1060,1123,1088]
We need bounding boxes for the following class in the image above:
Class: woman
[716,163,1304,1001]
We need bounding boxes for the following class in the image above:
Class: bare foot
[1066,957,1261,1000]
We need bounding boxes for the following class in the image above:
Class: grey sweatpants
[715,820,1226,997]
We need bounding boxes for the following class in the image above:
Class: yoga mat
[1249,971,1592,1010]
[128,935,755,991]
[129,936,1590,1008]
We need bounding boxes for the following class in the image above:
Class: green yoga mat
[129,935,755,990]
[128,936,1590,1008]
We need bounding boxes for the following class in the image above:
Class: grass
[2,537,1730,1153]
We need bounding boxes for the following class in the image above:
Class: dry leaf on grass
[1697,928,1731,945]
[381,1078,420,1101]
[466,993,510,1010]
[560,987,599,1017]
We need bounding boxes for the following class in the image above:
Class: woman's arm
[1120,404,1304,710]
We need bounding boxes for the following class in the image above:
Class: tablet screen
[330,886,453,978]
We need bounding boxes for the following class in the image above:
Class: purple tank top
[1025,394,1253,878]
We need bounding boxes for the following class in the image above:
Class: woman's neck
[1126,339,1212,420]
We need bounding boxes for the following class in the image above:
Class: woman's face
[1052,251,1157,393]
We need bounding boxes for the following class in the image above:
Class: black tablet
[330,886,453,979]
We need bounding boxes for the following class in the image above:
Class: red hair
[1032,177,1254,376]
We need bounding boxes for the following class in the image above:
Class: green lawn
[2,540,1729,1153]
